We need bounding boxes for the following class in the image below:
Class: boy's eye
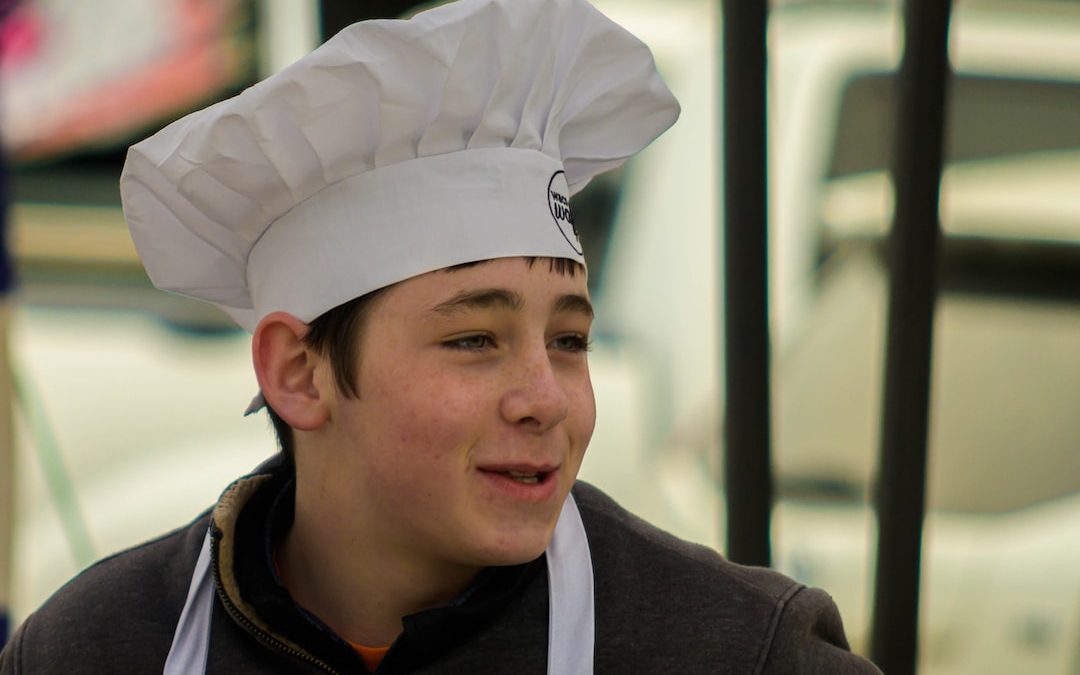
[550,334,592,353]
[443,334,496,351]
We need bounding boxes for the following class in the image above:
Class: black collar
[231,456,546,673]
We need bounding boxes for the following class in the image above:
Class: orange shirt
[349,641,390,672]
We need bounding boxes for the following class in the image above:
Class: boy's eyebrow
[428,289,594,319]
[554,294,594,319]
[429,289,524,315]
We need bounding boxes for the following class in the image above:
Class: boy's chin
[468,535,554,568]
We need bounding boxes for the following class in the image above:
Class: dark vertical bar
[721,0,772,568]
[871,1,953,673]
[319,0,426,39]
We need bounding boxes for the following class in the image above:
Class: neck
[277,462,482,647]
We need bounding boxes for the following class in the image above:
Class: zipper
[209,527,341,675]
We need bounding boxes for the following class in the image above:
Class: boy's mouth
[502,469,545,484]
[478,465,557,485]
[477,464,561,502]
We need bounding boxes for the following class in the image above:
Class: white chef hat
[120,0,679,333]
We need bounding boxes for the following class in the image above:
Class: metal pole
[319,0,427,40]
[871,1,953,672]
[721,0,772,568]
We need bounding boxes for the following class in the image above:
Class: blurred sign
[0,0,254,162]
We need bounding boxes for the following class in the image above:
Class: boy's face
[319,257,596,570]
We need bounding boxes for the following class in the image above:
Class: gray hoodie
[1,460,881,674]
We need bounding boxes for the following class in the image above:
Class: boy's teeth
[505,470,540,484]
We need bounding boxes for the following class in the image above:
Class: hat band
[243,147,583,332]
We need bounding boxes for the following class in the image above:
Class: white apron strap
[545,492,595,675]
[163,527,214,675]
[164,494,596,674]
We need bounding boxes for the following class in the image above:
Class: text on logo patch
[547,170,582,255]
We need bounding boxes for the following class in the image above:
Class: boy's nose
[499,348,570,433]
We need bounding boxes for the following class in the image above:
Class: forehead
[374,257,590,316]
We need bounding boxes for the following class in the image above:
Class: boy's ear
[252,312,330,431]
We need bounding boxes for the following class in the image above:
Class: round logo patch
[548,171,582,255]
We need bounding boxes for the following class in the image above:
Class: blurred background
[0,0,1077,672]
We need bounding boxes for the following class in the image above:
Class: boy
[1,0,881,672]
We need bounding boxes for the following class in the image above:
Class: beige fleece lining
[212,474,318,661]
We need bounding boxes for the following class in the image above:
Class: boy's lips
[476,463,561,500]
